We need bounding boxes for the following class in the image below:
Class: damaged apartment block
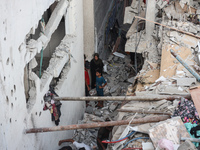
[3,0,200,150]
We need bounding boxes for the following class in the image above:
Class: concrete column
[83,0,95,61]
[145,0,156,40]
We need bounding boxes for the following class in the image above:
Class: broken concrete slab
[178,140,197,150]
[113,52,125,58]
[156,0,168,9]
[176,78,196,86]
[123,6,135,24]
[127,76,135,84]
[164,2,185,20]
[126,10,145,39]
[149,117,190,148]
[109,102,119,112]
[142,142,154,150]
[182,34,199,48]
[110,85,120,93]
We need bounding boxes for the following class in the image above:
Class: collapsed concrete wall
[0,0,85,149]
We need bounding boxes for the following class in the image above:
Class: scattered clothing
[85,70,90,86]
[173,97,199,124]
[43,89,62,126]
[158,139,174,150]
[185,123,200,147]
[73,141,91,150]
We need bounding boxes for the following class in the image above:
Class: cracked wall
[0,0,85,149]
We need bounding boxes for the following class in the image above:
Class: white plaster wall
[83,0,95,61]
[0,0,85,149]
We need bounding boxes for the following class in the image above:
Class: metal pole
[117,109,172,116]
[54,95,191,101]
[170,49,200,82]
[25,115,170,134]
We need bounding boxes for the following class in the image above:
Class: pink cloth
[158,139,174,150]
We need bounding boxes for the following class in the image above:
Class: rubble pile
[90,52,134,97]
[107,0,200,149]
[125,0,200,96]
[69,0,200,150]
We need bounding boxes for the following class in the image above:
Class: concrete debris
[178,140,197,150]
[142,142,154,150]
[123,6,136,24]
[113,52,125,58]
[68,1,200,150]
[127,76,135,84]
[149,117,190,148]
[156,0,168,9]
[176,78,196,86]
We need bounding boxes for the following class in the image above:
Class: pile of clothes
[43,86,62,126]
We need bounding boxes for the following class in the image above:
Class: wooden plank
[25,115,170,134]
[160,44,194,78]
[54,94,191,101]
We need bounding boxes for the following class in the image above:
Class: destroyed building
[2,0,200,150]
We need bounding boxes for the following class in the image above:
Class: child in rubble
[95,68,107,108]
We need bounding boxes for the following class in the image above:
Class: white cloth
[73,141,91,150]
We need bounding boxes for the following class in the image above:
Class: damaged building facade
[0,0,94,149]
[3,0,200,149]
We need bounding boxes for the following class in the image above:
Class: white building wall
[83,0,95,61]
[0,0,85,150]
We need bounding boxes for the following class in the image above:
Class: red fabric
[143,0,146,4]
[85,70,90,86]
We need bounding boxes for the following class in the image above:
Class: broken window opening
[42,61,71,126]
[32,19,66,78]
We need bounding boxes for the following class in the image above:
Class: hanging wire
[122,137,149,149]
[102,131,135,144]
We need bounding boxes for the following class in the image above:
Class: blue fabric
[185,123,200,147]
[96,76,106,96]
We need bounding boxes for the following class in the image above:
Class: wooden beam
[54,94,191,101]
[25,115,170,134]
[135,16,200,39]
[117,109,172,116]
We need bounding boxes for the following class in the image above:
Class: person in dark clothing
[90,53,104,89]
[97,126,113,150]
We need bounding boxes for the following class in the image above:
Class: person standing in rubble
[95,69,107,108]
[90,53,104,89]
[85,55,90,96]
